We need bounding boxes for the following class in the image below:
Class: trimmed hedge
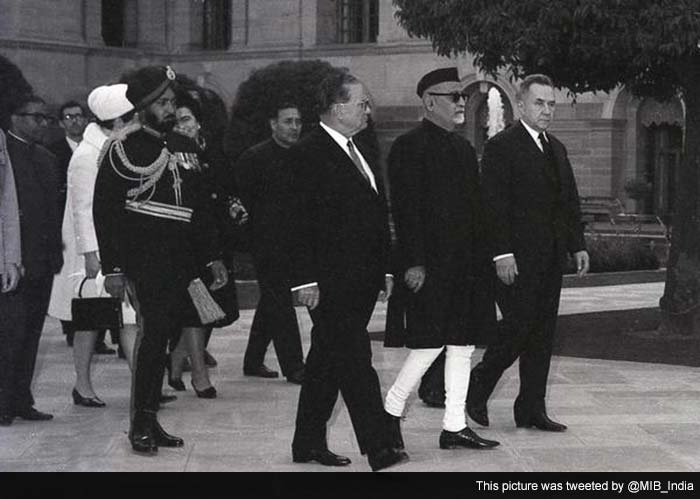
[565,236,660,274]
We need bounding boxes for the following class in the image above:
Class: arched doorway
[635,97,683,222]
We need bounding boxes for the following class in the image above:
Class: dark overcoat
[384,119,495,349]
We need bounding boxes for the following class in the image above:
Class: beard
[143,109,176,133]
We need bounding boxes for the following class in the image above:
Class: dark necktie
[346,139,372,187]
[538,132,560,186]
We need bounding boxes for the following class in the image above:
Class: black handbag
[71,277,124,330]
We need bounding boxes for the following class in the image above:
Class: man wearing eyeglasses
[382,67,499,453]
[283,68,408,471]
[3,95,64,425]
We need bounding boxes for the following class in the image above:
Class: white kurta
[48,123,135,323]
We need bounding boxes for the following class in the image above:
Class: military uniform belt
[124,200,193,223]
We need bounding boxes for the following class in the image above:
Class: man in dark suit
[286,69,408,471]
[382,67,499,452]
[5,95,64,424]
[237,104,305,384]
[467,74,589,432]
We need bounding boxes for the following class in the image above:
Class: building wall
[0,0,645,202]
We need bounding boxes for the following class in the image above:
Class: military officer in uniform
[93,66,229,455]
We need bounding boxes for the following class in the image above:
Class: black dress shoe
[244,364,279,378]
[151,419,184,447]
[94,342,116,355]
[15,407,53,421]
[420,391,445,408]
[516,412,567,432]
[439,427,500,449]
[0,414,13,426]
[466,400,489,427]
[386,412,405,451]
[129,413,158,455]
[368,447,409,471]
[293,448,352,466]
[204,350,217,368]
[286,368,304,385]
[72,388,106,408]
[191,382,217,399]
[466,372,490,427]
[159,394,177,404]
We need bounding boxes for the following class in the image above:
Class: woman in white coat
[48,84,139,406]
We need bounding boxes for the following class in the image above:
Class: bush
[564,236,660,274]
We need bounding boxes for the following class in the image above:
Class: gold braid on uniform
[106,139,172,203]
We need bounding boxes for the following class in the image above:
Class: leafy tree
[393,0,700,335]
[0,53,33,130]
[223,59,337,162]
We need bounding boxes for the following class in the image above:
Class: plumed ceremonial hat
[416,67,461,97]
[87,84,134,121]
[124,65,176,110]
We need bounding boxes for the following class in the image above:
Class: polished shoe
[466,399,489,427]
[420,390,445,408]
[129,413,158,455]
[94,341,116,355]
[439,426,500,449]
[159,394,178,404]
[152,419,184,447]
[516,412,567,432]
[204,350,218,368]
[15,407,53,421]
[0,414,13,426]
[293,448,351,467]
[72,388,106,408]
[191,382,217,399]
[368,447,409,471]
[165,354,186,391]
[244,364,279,379]
[386,412,405,451]
[466,372,490,427]
[286,368,304,385]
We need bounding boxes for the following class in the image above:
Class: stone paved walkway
[2,281,698,472]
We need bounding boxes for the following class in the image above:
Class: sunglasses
[428,91,469,103]
[62,113,86,121]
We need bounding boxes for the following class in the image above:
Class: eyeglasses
[338,99,371,111]
[15,112,54,125]
[428,92,469,103]
[62,113,86,121]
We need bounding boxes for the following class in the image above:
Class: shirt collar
[66,136,80,151]
[319,121,353,149]
[520,119,547,146]
[7,130,30,145]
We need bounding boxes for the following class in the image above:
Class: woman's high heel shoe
[191,381,217,399]
[165,354,186,392]
[72,388,106,408]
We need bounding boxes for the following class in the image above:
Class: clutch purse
[187,264,240,327]
[71,277,124,330]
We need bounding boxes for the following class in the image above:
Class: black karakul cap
[416,67,460,97]
[125,65,177,110]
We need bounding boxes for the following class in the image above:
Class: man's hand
[84,251,101,279]
[574,250,590,277]
[378,275,394,302]
[1,263,21,293]
[404,266,426,293]
[294,285,320,310]
[104,274,127,299]
[495,255,518,285]
[208,260,229,291]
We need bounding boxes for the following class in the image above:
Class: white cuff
[291,282,318,292]
[493,253,514,262]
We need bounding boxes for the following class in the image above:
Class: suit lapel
[514,123,558,187]
[317,127,378,196]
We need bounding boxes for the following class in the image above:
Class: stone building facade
[0,0,684,217]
